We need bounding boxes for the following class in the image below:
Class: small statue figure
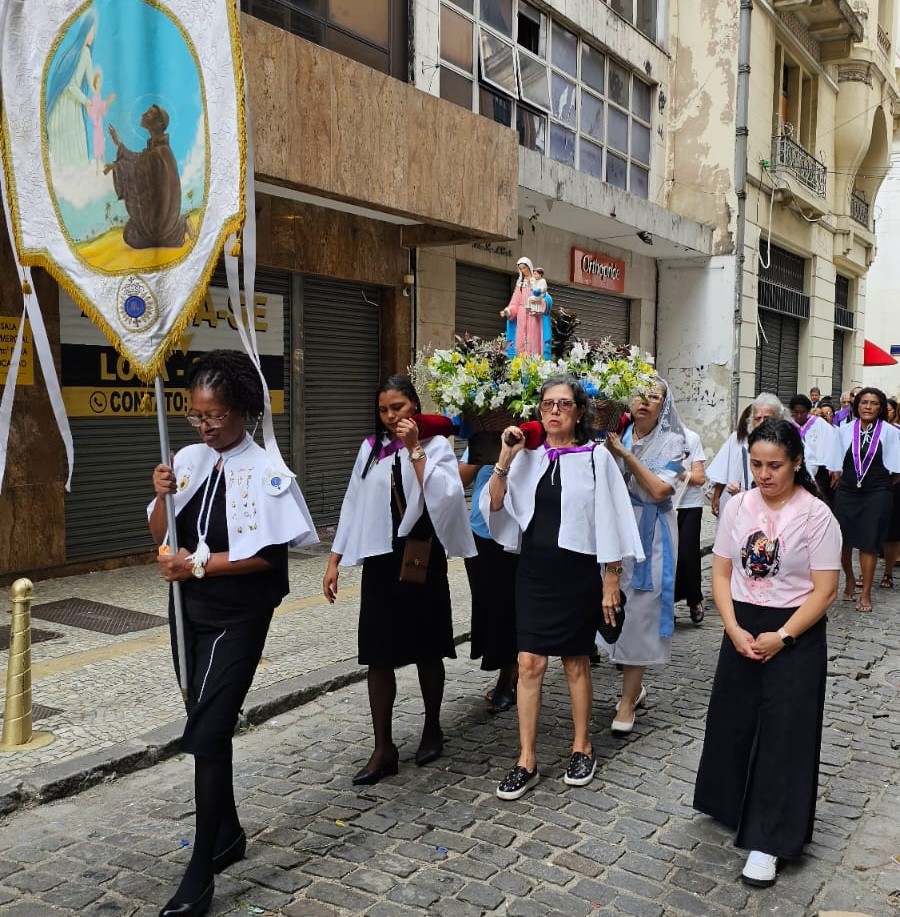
[501,257,552,358]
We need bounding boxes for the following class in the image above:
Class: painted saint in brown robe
[104,104,186,249]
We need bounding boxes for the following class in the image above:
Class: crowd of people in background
[148,351,898,915]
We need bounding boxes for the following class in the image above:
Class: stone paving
[0,524,898,916]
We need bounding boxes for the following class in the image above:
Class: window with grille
[439,0,654,198]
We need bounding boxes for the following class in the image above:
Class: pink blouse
[713,488,841,607]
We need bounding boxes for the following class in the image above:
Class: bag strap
[390,454,432,543]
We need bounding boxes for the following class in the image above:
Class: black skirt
[693,601,826,859]
[515,464,600,658]
[465,533,518,671]
[674,506,703,606]
[833,443,893,553]
[357,456,455,668]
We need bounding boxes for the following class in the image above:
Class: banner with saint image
[0,0,245,380]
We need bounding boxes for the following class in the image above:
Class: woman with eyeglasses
[323,375,475,786]
[483,376,642,800]
[149,350,317,917]
[602,377,687,734]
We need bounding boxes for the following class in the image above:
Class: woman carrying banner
[828,387,900,612]
[322,375,475,785]
[150,350,317,917]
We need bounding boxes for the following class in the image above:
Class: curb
[0,540,716,815]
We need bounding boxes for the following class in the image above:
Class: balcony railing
[878,23,892,57]
[772,134,827,197]
[834,306,855,330]
[758,278,811,319]
[850,189,869,228]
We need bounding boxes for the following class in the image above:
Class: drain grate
[31,598,165,635]
[0,703,60,726]
[0,625,61,650]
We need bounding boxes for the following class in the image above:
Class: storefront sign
[571,247,626,293]
[59,288,285,417]
[0,316,33,385]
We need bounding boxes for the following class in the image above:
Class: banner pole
[154,374,188,699]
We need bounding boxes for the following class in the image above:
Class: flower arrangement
[414,333,656,426]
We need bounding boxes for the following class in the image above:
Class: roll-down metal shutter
[300,276,381,527]
[455,264,512,339]
[832,331,845,402]
[64,268,292,560]
[547,285,630,345]
[754,310,799,404]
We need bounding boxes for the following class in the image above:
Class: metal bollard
[0,578,54,751]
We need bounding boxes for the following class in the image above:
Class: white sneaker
[741,850,778,887]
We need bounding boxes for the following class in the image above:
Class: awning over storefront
[863,339,897,366]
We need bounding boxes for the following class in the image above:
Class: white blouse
[332,435,476,566]
[479,444,645,563]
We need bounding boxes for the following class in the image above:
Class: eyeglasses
[540,398,576,413]
[185,411,231,428]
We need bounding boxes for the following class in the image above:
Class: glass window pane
[580,139,603,179]
[609,0,630,19]
[550,124,576,167]
[243,0,291,29]
[517,105,546,153]
[327,29,389,72]
[329,0,388,46]
[581,90,603,141]
[551,23,577,76]
[441,5,473,71]
[632,79,652,121]
[582,44,605,94]
[446,0,474,12]
[480,31,518,95]
[608,106,629,153]
[441,67,473,109]
[632,122,651,164]
[517,1,545,57]
[607,152,628,189]
[608,62,630,109]
[630,163,649,198]
[637,0,657,41]
[551,73,576,125]
[481,0,513,37]
[479,84,513,126]
[519,52,550,110]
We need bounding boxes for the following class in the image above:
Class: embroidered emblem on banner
[117,275,158,333]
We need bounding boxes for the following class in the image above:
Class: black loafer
[159,879,214,917]
[415,731,443,766]
[352,750,399,786]
[212,829,246,874]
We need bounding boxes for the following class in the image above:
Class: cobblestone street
[0,537,898,916]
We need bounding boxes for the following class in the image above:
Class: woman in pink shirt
[694,418,841,890]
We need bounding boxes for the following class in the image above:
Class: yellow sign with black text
[63,387,285,418]
[0,316,34,385]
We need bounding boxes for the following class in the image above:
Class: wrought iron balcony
[850,189,869,228]
[878,23,892,57]
[758,278,811,319]
[772,134,827,198]
[834,305,854,330]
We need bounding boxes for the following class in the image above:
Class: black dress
[515,462,600,657]
[358,455,455,668]
[833,439,893,553]
[171,469,288,758]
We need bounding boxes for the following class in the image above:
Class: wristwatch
[191,561,207,579]
[409,446,426,462]
[606,564,624,576]
[777,627,795,647]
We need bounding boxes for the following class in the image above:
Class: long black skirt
[358,540,455,668]
[833,485,893,553]
[464,533,518,671]
[169,596,273,760]
[693,601,827,859]
[674,506,703,606]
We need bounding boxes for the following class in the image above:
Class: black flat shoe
[159,879,214,917]
[352,751,399,786]
[415,736,443,767]
[212,829,246,874]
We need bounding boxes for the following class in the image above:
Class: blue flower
[583,381,599,396]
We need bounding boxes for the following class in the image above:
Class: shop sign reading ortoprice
[571,247,626,294]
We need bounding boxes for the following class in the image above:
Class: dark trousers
[674,506,703,606]
[693,602,826,859]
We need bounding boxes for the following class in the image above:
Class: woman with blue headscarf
[46,6,97,169]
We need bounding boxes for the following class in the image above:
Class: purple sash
[543,442,596,463]
[366,436,405,463]
[852,419,883,488]
[793,415,815,440]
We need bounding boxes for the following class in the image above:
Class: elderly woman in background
[601,377,686,733]
[483,376,642,800]
[694,419,841,888]
[828,387,900,612]
[323,375,475,784]
[707,394,784,521]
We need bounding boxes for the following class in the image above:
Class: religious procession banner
[0,0,246,381]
